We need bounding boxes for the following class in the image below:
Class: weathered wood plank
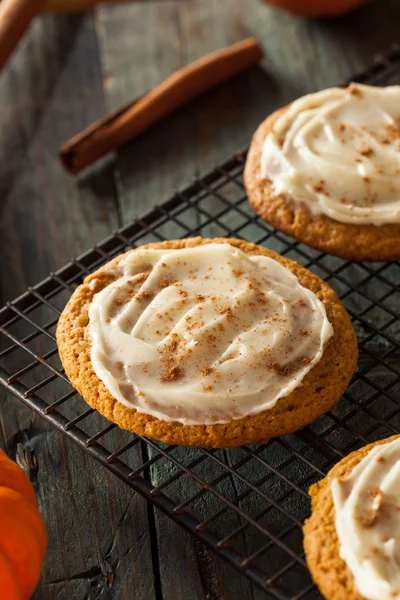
[97,1,196,229]
[0,11,155,600]
[0,14,117,302]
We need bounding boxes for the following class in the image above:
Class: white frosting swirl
[332,436,400,600]
[88,244,333,425]
[261,84,400,225]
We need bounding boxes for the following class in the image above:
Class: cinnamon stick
[60,37,264,174]
[0,0,46,72]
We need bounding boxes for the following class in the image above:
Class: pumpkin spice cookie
[57,237,358,448]
[304,434,400,600]
[244,84,400,261]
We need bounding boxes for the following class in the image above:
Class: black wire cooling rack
[1,46,400,600]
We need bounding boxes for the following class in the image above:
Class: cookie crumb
[313,179,326,194]
[202,384,213,392]
[159,365,184,383]
[360,487,384,527]
[268,362,296,376]
[201,366,213,377]
[359,146,373,156]
[348,84,363,97]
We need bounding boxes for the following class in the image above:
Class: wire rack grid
[1,46,400,600]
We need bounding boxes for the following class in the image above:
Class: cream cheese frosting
[332,436,400,600]
[261,83,400,225]
[88,244,333,425]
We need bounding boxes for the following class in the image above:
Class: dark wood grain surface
[0,1,399,598]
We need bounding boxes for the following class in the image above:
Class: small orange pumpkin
[264,0,371,18]
[0,450,47,600]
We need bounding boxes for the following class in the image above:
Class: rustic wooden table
[0,1,399,598]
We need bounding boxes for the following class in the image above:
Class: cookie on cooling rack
[56,237,358,448]
[303,434,400,600]
[244,83,400,262]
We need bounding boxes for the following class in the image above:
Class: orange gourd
[264,0,371,18]
[0,450,47,600]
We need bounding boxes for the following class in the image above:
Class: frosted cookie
[304,434,400,600]
[56,238,358,447]
[244,84,400,261]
